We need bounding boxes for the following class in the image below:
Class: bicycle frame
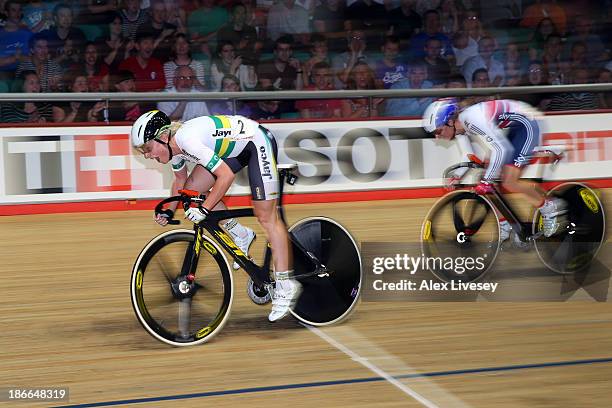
[166,166,322,288]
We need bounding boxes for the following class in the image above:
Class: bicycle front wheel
[534,182,606,274]
[421,190,501,282]
[289,217,362,326]
[130,229,233,347]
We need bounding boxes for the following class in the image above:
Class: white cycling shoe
[539,198,569,237]
[268,272,302,322]
[232,227,256,270]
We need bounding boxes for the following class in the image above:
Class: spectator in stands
[0,1,32,81]
[139,0,179,63]
[520,0,567,36]
[157,65,210,121]
[120,0,149,42]
[479,0,522,28]
[40,4,87,69]
[95,13,133,73]
[208,74,252,116]
[119,29,166,92]
[565,14,608,64]
[163,33,206,89]
[257,35,303,91]
[567,41,588,73]
[187,0,230,58]
[107,70,143,122]
[210,40,257,91]
[385,62,433,117]
[451,31,478,69]
[250,86,288,120]
[503,41,527,87]
[331,27,374,90]
[81,41,110,92]
[514,60,551,109]
[548,67,599,111]
[344,0,390,48]
[462,36,505,87]
[409,9,453,61]
[296,62,343,119]
[312,0,345,52]
[301,34,332,87]
[16,34,62,92]
[374,35,409,89]
[83,0,119,26]
[596,67,612,108]
[527,17,559,61]
[52,71,104,122]
[438,0,460,36]
[445,74,466,89]
[540,34,566,84]
[421,37,451,86]
[340,60,384,118]
[471,67,491,88]
[387,0,422,51]
[22,1,55,33]
[0,71,52,123]
[462,9,488,46]
[266,0,311,46]
[217,3,258,63]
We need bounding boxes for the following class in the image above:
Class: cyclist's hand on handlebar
[154,209,174,226]
[474,180,495,195]
[185,206,209,224]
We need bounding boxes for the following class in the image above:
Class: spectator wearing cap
[119,29,166,92]
[107,70,144,122]
[157,65,210,121]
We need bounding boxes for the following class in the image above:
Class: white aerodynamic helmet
[130,110,171,148]
[422,98,459,133]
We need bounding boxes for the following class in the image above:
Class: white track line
[305,325,470,408]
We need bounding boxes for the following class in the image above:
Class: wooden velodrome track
[1,191,611,408]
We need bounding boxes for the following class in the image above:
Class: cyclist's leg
[499,119,545,207]
[185,164,255,260]
[248,126,300,321]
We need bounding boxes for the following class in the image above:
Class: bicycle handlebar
[154,193,203,225]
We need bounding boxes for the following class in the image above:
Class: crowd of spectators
[0,0,610,123]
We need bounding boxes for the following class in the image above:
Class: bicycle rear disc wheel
[289,217,362,326]
[534,182,606,274]
[131,229,233,346]
[421,190,501,282]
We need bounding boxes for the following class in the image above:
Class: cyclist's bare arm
[201,162,235,211]
[169,166,189,213]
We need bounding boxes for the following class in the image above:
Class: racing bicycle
[421,146,606,283]
[130,164,362,346]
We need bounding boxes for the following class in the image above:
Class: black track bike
[421,147,606,283]
[131,164,362,346]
